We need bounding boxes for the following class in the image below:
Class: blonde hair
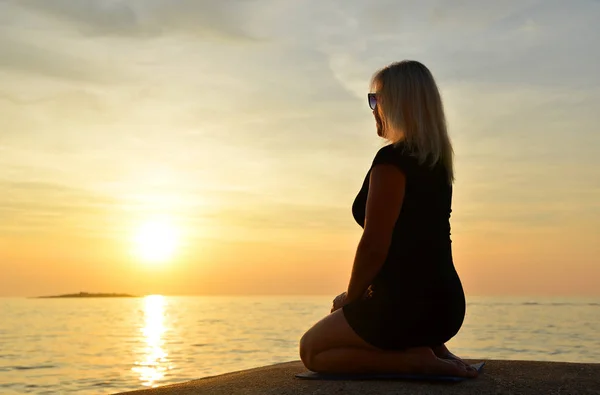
[371,60,454,183]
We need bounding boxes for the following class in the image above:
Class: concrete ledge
[116,360,600,395]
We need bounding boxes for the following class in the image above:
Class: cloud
[15,0,266,41]
[0,34,135,83]
[0,88,110,112]
[301,0,600,92]
[209,203,353,233]
[0,176,356,243]
[0,180,118,235]
[16,0,138,35]
[428,0,542,29]
[0,87,133,159]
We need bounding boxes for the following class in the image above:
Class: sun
[133,219,179,264]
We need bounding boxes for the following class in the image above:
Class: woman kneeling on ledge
[299,60,477,378]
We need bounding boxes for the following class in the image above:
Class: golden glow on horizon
[132,295,169,387]
[133,219,180,264]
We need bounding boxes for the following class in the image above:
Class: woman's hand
[331,287,374,313]
[331,292,348,313]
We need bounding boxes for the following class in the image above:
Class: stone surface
[116,360,600,395]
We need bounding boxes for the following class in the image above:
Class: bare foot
[432,344,476,374]
[404,347,478,378]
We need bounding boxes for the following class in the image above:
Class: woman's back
[353,142,460,298]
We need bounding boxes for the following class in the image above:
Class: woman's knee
[299,310,364,370]
[299,330,315,369]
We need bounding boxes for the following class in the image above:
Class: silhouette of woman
[299,60,477,378]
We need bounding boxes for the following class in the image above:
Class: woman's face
[374,106,383,137]
[371,83,384,137]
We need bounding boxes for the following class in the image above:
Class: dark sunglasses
[368,93,377,110]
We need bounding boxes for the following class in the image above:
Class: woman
[299,60,477,378]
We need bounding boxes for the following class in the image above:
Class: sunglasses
[368,93,377,110]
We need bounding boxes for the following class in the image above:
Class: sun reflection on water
[132,295,169,387]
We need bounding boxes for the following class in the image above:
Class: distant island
[36,292,138,298]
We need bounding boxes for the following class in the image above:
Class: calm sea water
[1,296,599,394]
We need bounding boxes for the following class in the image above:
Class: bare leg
[310,345,474,375]
[300,310,477,377]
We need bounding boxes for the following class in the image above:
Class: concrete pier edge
[116,359,600,395]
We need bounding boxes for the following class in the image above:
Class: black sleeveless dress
[342,142,466,350]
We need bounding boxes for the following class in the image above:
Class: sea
[1,295,599,394]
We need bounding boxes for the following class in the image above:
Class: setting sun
[133,219,180,264]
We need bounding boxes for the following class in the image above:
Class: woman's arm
[345,164,406,303]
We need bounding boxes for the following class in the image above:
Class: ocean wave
[8,364,56,371]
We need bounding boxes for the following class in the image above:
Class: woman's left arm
[345,164,406,303]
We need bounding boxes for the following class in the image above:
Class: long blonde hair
[371,60,454,183]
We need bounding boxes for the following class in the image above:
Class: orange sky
[1,1,599,297]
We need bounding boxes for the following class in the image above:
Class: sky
[0,0,599,297]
